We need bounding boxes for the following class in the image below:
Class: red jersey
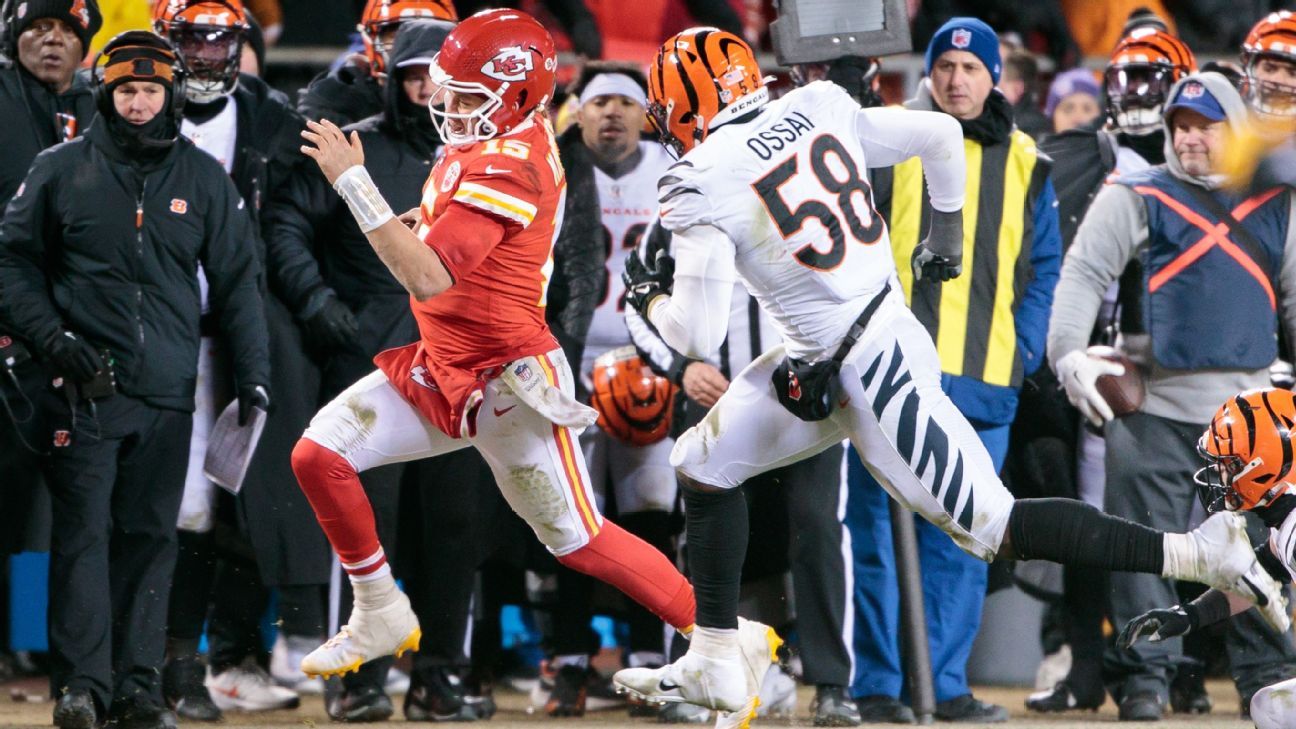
[375,116,566,436]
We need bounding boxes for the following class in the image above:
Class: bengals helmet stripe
[1242,11,1296,115]
[1244,11,1296,61]
[1109,29,1196,74]
[648,27,767,157]
[359,0,458,73]
[1196,388,1296,512]
[589,347,677,446]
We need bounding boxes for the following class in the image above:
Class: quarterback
[613,27,1291,715]
[289,9,759,682]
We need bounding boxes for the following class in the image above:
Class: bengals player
[292,8,777,684]
[1242,11,1296,116]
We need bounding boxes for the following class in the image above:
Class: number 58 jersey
[657,81,961,362]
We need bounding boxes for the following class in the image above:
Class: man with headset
[0,0,100,557]
[0,31,269,729]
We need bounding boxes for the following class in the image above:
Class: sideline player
[612,27,1289,714]
[289,9,775,689]
[1117,388,1296,728]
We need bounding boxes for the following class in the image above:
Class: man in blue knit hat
[847,16,1060,723]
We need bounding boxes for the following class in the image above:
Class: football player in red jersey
[290,8,775,683]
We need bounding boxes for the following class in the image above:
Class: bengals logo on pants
[53,430,71,448]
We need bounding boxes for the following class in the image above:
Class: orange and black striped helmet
[360,0,458,73]
[647,27,767,157]
[589,347,677,447]
[1196,388,1296,512]
[1104,27,1196,134]
[1242,11,1296,115]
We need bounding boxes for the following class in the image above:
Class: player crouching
[1119,388,1296,726]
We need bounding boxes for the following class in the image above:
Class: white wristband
[333,165,394,233]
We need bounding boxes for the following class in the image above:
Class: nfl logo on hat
[952,28,972,48]
[1182,82,1204,99]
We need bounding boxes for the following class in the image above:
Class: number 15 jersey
[657,81,965,362]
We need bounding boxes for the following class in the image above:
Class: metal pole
[890,500,935,725]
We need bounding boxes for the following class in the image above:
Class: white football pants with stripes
[671,290,1015,561]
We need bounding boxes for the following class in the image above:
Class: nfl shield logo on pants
[952,28,972,48]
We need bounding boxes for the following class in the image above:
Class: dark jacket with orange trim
[1047,71,1296,424]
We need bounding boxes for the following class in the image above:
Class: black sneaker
[327,685,394,723]
[107,698,177,729]
[404,666,478,722]
[812,685,862,726]
[1025,682,1103,713]
[462,670,496,720]
[935,694,1009,723]
[1117,691,1164,722]
[161,655,221,722]
[545,665,587,717]
[53,688,99,729]
[1170,670,1212,714]
[854,695,915,724]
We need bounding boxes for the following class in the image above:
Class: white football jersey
[658,81,956,362]
[582,141,674,375]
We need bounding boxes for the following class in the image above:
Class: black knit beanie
[12,0,102,54]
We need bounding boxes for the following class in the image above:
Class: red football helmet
[427,8,556,146]
[152,0,248,103]
[360,0,458,74]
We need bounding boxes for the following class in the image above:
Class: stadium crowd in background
[4,1,1296,729]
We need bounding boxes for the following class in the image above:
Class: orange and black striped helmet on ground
[1195,388,1296,512]
[1104,27,1196,134]
[1242,11,1296,115]
[360,0,458,72]
[647,27,768,157]
[589,347,677,447]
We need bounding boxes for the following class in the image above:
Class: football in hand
[1092,349,1144,417]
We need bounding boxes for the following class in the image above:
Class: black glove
[622,245,675,319]
[912,209,964,282]
[44,330,102,382]
[304,294,359,352]
[1117,605,1197,649]
[238,384,270,427]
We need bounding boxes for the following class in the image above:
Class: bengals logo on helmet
[481,47,534,82]
[589,347,677,447]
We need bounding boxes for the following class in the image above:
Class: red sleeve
[421,202,508,283]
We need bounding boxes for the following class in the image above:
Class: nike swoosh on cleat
[657,679,680,692]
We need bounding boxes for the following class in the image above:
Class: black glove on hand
[44,330,102,382]
[304,294,359,351]
[1117,604,1197,649]
[622,245,675,319]
[238,384,270,427]
[912,209,963,282]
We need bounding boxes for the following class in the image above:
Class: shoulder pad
[657,160,711,231]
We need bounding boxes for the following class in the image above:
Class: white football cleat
[613,648,748,713]
[205,664,300,712]
[712,618,785,729]
[1167,512,1290,633]
[300,591,421,679]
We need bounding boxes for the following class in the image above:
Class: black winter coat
[296,62,383,128]
[550,124,606,389]
[225,74,308,236]
[0,120,270,411]
[0,63,96,210]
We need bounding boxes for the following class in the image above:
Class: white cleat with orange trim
[300,591,421,679]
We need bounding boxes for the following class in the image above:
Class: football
[1093,350,1145,417]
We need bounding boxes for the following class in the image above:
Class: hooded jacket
[0,62,96,210]
[549,122,606,388]
[1048,72,1296,423]
[296,59,384,128]
[0,118,270,410]
[264,20,449,389]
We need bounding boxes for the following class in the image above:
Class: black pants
[43,392,191,712]
[168,525,270,673]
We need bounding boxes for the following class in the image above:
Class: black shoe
[1118,691,1164,722]
[855,695,915,724]
[53,689,99,729]
[161,655,221,722]
[1025,682,1103,713]
[935,694,1009,723]
[812,685,862,726]
[1169,672,1212,714]
[107,699,177,729]
[404,667,478,722]
[327,685,394,723]
[462,670,496,720]
[545,665,587,717]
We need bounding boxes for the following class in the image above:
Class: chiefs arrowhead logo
[481,46,533,82]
